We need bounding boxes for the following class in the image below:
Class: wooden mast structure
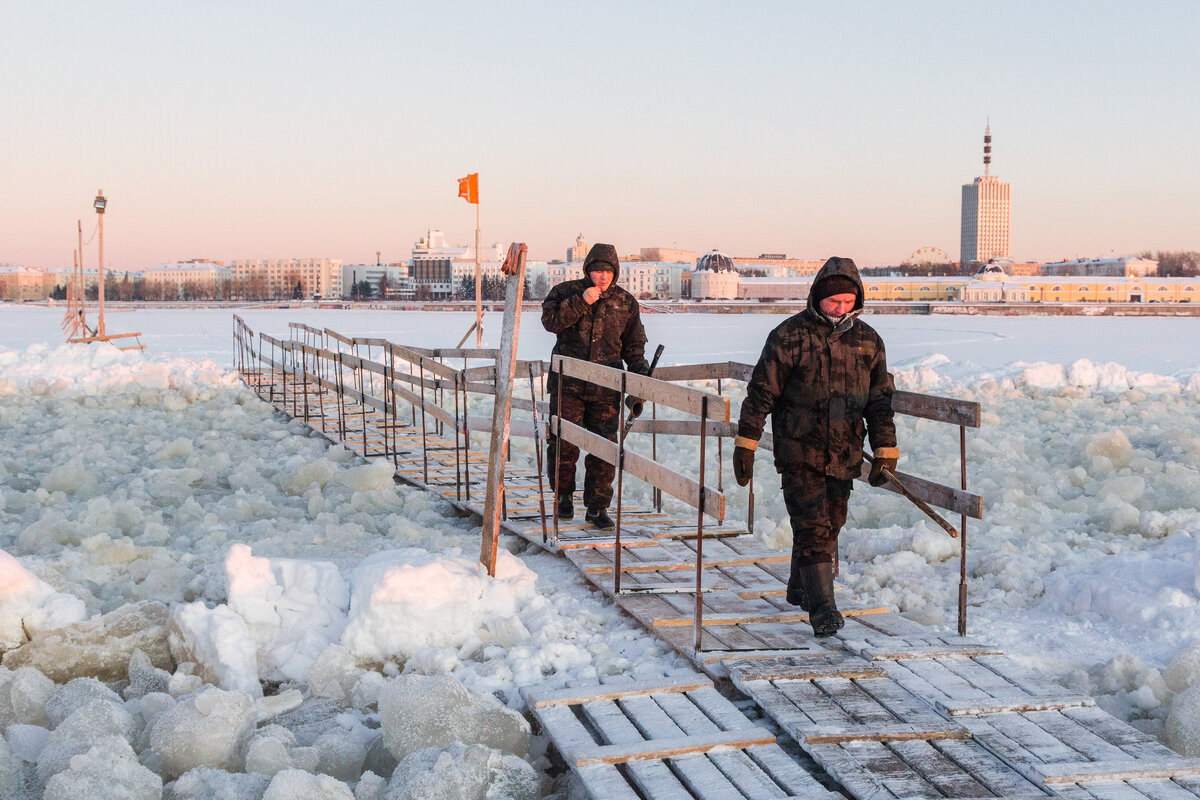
[62,220,94,340]
[65,189,144,350]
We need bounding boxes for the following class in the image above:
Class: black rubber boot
[799,561,843,638]
[785,560,811,611]
[557,493,574,520]
[585,506,615,531]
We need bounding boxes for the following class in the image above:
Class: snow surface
[1,303,1200,796]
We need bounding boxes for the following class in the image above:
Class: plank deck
[242,347,1194,800]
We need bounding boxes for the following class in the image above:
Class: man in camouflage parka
[542,243,652,530]
[732,256,899,637]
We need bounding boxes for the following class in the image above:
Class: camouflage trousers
[781,469,854,598]
[545,388,620,510]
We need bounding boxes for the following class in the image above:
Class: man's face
[589,269,614,292]
[818,292,856,317]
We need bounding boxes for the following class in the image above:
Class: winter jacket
[542,248,651,395]
[736,257,896,478]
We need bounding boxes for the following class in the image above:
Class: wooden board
[553,416,725,519]
[523,676,713,708]
[573,728,777,766]
[552,354,729,419]
[845,640,1004,661]
[729,655,889,683]
[938,695,1095,717]
[1038,759,1200,785]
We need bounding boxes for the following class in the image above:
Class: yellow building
[1015,277,1199,303]
[861,279,967,302]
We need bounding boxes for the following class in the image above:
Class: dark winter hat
[583,243,619,273]
[812,274,858,302]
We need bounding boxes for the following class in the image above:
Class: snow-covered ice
[1,304,1199,795]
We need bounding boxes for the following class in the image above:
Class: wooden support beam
[480,243,526,575]
[937,695,1095,717]
[893,390,982,428]
[1037,759,1200,785]
[584,554,786,574]
[551,355,728,420]
[554,417,725,519]
[847,641,1005,661]
[323,327,354,347]
[798,721,971,745]
[649,362,742,382]
[625,418,736,437]
[729,657,889,682]
[695,646,825,664]
[522,675,713,708]
[572,728,776,767]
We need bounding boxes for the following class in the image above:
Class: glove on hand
[624,395,644,419]
[868,447,899,487]
[732,435,758,487]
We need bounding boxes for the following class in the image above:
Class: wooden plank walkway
[241,363,1196,800]
[522,675,843,800]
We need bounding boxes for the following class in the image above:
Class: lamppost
[94,190,107,336]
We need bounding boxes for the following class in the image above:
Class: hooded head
[583,243,620,283]
[807,256,865,319]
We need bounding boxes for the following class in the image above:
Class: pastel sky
[3,1,1198,270]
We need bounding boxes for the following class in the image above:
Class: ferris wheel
[905,246,952,266]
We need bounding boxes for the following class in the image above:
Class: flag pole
[474,196,482,348]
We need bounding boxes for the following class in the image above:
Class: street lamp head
[94,190,106,214]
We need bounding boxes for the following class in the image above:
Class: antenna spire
[983,118,992,177]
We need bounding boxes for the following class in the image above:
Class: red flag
[457,173,478,204]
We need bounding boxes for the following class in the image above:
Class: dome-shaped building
[696,250,735,273]
[693,250,739,299]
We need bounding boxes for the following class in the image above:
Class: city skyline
[3,2,1198,271]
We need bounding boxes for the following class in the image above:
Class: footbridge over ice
[234,314,1199,800]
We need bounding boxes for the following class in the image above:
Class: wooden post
[480,243,527,575]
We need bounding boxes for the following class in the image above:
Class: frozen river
[4,304,1200,380]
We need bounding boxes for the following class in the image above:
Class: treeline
[1139,251,1200,277]
[860,263,965,277]
[50,274,305,302]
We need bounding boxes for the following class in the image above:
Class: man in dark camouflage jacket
[732,256,899,637]
[542,243,652,530]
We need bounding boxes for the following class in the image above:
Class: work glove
[624,395,644,419]
[868,447,899,487]
[732,436,758,487]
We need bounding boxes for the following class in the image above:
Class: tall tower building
[567,233,588,263]
[960,123,1011,266]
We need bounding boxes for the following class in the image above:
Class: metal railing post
[694,396,709,653]
[453,372,463,501]
[529,363,549,544]
[959,424,969,636]
[335,352,347,442]
[552,358,564,546]
[615,372,628,596]
[300,346,311,423]
[652,401,662,512]
[419,357,429,485]
[462,373,472,503]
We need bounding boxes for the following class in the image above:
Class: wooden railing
[233,317,984,636]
